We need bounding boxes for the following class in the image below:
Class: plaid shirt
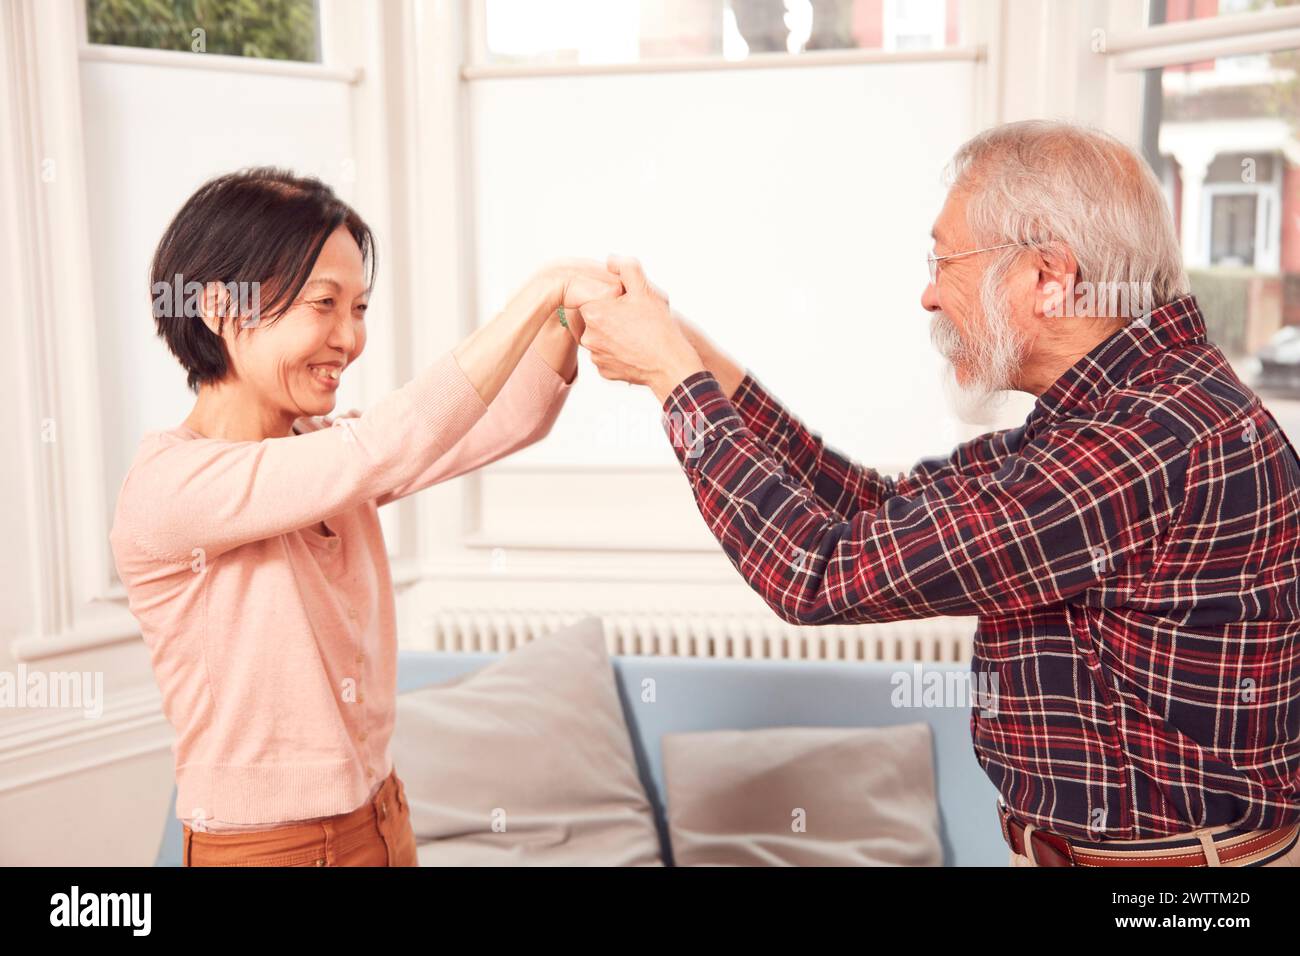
[660,295,1300,842]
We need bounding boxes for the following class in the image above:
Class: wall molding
[9,603,141,663]
[421,553,744,584]
[0,683,170,795]
[78,43,364,83]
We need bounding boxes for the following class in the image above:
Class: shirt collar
[1031,293,1207,423]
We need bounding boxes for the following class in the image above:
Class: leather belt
[997,799,1300,867]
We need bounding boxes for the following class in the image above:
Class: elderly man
[578,120,1300,868]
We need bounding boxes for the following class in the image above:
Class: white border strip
[78,42,362,84]
[462,45,983,81]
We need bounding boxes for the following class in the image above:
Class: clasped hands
[546,256,706,405]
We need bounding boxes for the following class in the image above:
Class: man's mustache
[930,310,966,362]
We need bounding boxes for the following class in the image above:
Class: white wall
[470,63,975,472]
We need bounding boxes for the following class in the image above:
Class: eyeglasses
[927,241,1026,284]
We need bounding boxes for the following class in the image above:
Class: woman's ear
[198,281,232,338]
[1033,242,1079,320]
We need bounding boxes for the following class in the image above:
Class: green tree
[85,0,319,62]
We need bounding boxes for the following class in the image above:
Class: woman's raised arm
[112,263,619,566]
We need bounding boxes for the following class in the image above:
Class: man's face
[921,188,1030,421]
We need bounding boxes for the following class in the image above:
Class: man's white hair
[944,119,1189,316]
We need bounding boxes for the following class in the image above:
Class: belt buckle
[998,798,1076,866]
[997,798,1014,849]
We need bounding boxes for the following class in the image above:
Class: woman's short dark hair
[150,167,376,392]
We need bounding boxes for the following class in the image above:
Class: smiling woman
[111,167,620,865]
[176,226,373,438]
[149,167,375,402]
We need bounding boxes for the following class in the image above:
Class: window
[883,0,951,52]
[1140,2,1298,366]
[84,0,321,63]
[479,0,964,67]
[1203,152,1274,268]
[1210,193,1258,265]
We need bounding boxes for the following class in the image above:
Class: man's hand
[526,258,623,344]
[579,256,705,404]
[455,258,619,406]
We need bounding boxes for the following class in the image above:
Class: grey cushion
[391,616,663,865]
[663,723,944,865]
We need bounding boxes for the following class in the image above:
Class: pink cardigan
[110,344,573,831]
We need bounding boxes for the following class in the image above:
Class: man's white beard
[929,288,1026,425]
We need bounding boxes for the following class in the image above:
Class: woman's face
[220,225,368,420]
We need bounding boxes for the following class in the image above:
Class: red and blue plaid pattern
[660,295,1300,842]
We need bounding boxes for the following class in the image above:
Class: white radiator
[419,610,975,663]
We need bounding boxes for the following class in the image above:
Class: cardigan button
[315,858,325,866]
[355,653,364,664]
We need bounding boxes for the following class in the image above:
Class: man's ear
[198,281,232,338]
[1033,242,1078,320]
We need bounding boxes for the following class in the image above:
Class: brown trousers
[182,768,419,867]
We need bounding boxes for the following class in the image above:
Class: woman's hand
[454,259,621,405]
[532,308,581,382]
[579,256,706,404]
[536,258,624,313]
[523,258,622,346]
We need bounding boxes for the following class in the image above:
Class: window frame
[75,0,360,83]
[1100,2,1300,72]
[464,0,980,79]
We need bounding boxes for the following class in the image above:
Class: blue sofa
[156,651,1007,866]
